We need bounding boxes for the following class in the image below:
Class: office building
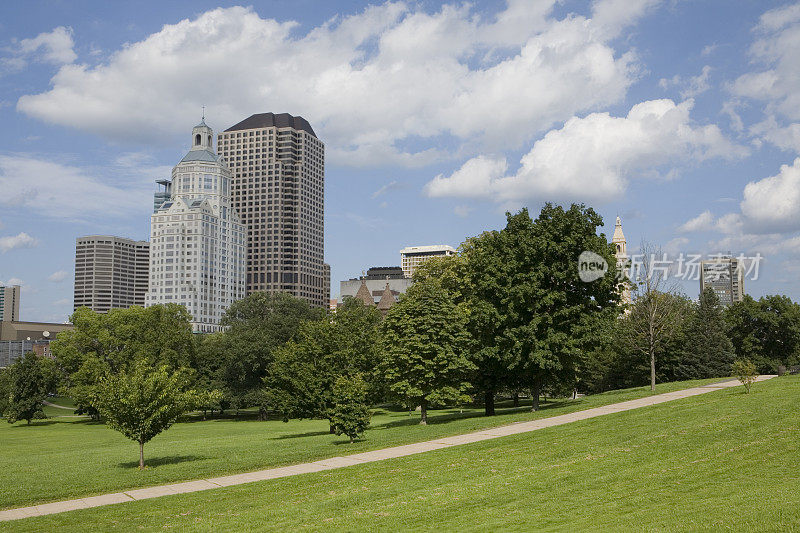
[145,120,247,333]
[217,112,326,308]
[74,236,150,313]
[700,256,744,307]
[0,285,20,322]
[399,245,456,278]
[340,267,412,306]
[0,339,54,368]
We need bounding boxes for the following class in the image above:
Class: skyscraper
[0,285,20,322]
[217,113,326,308]
[700,256,744,307]
[74,236,150,313]
[145,120,246,333]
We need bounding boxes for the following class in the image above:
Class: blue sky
[1,0,800,322]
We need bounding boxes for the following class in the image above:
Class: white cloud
[0,232,37,253]
[0,154,164,220]
[678,210,715,233]
[426,99,745,204]
[453,205,473,218]
[16,2,653,166]
[2,27,76,72]
[659,65,712,99]
[47,270,68,283]
[0,277,25,287]
[730,4,800,150]
[371,180,404,199]
[740,157,800,232]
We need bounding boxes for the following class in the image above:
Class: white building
[399,245,456,278]
[145,120,246,333]
[612,216,631,306]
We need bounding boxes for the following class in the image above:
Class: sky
[1,0,800,322]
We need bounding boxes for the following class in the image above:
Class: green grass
[0,378,721,511]
[2,375,795,532]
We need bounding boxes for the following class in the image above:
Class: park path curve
[0,375,776,523]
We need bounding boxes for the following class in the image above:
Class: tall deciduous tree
[218,292,322,415]
[264,298,382,426]
[51,304,195,418]
[380,277,473,424]
[328,374,372,443]
[95,361,206,468]
[725,295,800,372]
[0,353,59,425]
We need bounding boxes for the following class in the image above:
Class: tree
[264,298,383,427]
[380,277,473,424]
[51,304,196,418]
[732,359,758,394]
[725,295,800,373]
[623,242,686,391]
[674,288,734,379]
[328,375,372,443]
[95,361,205,468]
[0,353,58,425]
[217,292,322,415]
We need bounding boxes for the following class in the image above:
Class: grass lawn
[2,375,795,532]
[0,379,722,510]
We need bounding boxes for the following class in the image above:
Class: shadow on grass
[118,455,207,469]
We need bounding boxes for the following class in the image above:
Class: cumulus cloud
[47,270,68,283]
[678,210,715,233]
[2,27,76,72]
[0,232,38,253]
[730,4,800,150]
[740,157,800,232]
[16,2,654,166]
[426,99,745,204]
[0,154,166,220]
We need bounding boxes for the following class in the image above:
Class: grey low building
[339,266,412,306]
[0,340,54,368]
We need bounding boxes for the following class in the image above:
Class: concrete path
[42,400,75,410]
[0,375,776,523]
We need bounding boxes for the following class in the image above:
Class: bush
[328,375,371,443]
[732,359,758,394]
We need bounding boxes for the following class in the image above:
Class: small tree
[732,359,758,394]
[95,361,203,468]
[1,353,58,425]
[328,375,371,443]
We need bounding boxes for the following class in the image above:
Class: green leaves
[0,353,56,425]
[328,375,371,443]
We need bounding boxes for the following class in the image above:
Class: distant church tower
[612,216,632,306]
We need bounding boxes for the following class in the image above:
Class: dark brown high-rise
[218,113,326,307]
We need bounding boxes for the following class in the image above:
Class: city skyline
[2,1,800,321]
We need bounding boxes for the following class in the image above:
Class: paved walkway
[0,375,776,523]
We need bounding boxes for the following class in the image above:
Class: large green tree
[264,298,382,425]
[51,304,195,418]
[218,292,322,415]
[725,294,800,372]
[328,374,372,443]
[95,360,206,468]
[380,277,473,424]
[0,353,59,425]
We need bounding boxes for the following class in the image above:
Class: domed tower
[190,119,214,152]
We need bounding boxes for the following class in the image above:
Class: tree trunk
[350,435,354,443]
[513,393,520,407]
[420,399,428,425]
[139,441,145,469]
[484,390,495,416]
[531,377,542,412]
[329,422,335,434]
[650,347,656,392]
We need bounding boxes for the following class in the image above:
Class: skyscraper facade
[217,113,326,308]
[145,120,246,332]
[73,236,149,313]
[700,256,744,307]
[0,285,20,322]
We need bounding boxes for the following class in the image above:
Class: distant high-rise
[146,120,246,333]
[73,236,149,313]
[0,285,20,322]
[399,245,456,278]
[217,113,326,308]
[700,256,744,307]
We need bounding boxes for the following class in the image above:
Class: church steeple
[612,216,627,259]
[191,117,214,152]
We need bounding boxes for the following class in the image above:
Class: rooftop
[224,113,317,138]
[400,245,456,255]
